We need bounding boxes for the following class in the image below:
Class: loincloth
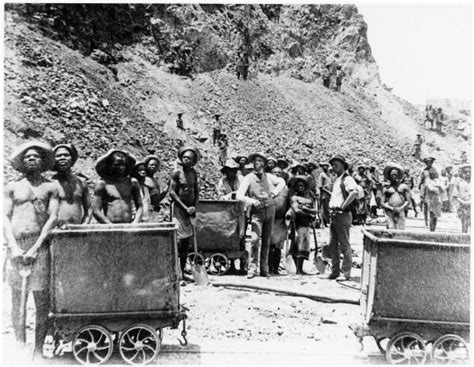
[6,234,50,291]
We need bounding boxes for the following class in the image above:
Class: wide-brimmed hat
[422,157,436,163]
[248,152,267,163]
[319,162,330,168]
[144,155,160,167]
[220,159,240,174]
[266,156,277,165]
[95,149,137,179]
[131,161,147,178]
[383,162,405,181]
[277,158,290,169]
[460,165,471,171]
[329,154,349,170]
[290,162,307,174]
[53,144,79,169]
[305,161,318,171]
[178,145,201,163]
[292,175,310,191]
[10,140,55,173]
[233,155,248,164]
[357,164,367,171]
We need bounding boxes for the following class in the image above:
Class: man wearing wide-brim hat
[92,148,143,224]
[233,154,250,176]
[169,145,201,281]
[419,156,437,226]
[4,140,60,356]
[265,156,278,173]
[326,154,358,281]
[381,163,411,230]
[452,164,471,233]
[52,143,92,225]
[217,159,242,200]
[236,152,286,278]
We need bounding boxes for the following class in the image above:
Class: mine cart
[188,199,247,275]
[46,222,187,365]
[353,229,470,364]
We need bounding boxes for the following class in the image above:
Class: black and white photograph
[2,1,471,365]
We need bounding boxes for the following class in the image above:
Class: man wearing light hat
[92,148,143,224]
[52,144,92,225]
[217,159,242,200]
[169,145,201,280]
[419,157,437,227]
[236,152,285,278]
[327,154,358,281]
[4,141,60,355]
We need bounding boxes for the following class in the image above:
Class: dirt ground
[1,212,465,365]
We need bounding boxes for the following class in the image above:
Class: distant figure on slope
[176,112,185,130]
[424,105,434,130]
[236,52,249,80]
[435,107,445,133]
[217,133,228,166]
[213,113,222,146]
[335,65,345,92]
[412,133,423,160]
[322,66,331,89]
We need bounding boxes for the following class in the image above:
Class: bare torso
[98,178,135,223]
[172,168,197,207]
[7,177,56,238]
[54,174,88,224]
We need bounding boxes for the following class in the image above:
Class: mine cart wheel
[119,324,161,365]
[386,332,428,365]
[431,334,469,364]
[208,253,231,275]
[72,325,114,365]
[376,337,390,354]
[184,252,206,274]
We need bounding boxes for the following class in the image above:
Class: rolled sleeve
[343,176,358,192]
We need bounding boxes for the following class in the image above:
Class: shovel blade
[191,264,209,285]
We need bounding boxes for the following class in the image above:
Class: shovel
[189,216,209,285]
[18,264,32,344]
[284,221,296,275]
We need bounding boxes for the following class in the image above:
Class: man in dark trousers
[169,146,201,281]
[213,113,222,146]
[327,154,357,281]
[236,152,285,278]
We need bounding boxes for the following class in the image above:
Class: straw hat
[178,145,201,163]
[329,154,349,170]
[220,159,240,174]
[95,149,137,179]
[248,152,267,163]
[10,141,55,173]
[383,162,405,181]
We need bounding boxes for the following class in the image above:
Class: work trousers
[11,288,50,354]
[248,203,275,276]
[329,212,352,277]
[321,196,330,226]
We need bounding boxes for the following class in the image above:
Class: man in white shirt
[236,152,285,278]
[327,154,358,281]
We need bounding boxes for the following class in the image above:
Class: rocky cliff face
[4,4,469,196]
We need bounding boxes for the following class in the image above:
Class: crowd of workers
[424,105,447,133]
[4,140,471,356]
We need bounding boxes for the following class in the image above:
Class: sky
[357,2,472,105]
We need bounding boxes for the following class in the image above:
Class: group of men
[4,139,471,357]
[322,53,344,92]
[167,44,193,77]
[424,105,446,133]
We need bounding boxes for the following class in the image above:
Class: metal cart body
[193,200,247,275]
[355,229,470,364]
[47,222,187,364]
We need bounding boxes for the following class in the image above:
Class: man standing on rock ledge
[326,154,357,281]
[4,141,59,357]
[169,146,201,281]
[236,152,285,279]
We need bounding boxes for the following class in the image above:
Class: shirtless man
[4,141,59,355]
[169,146,200,280]
[52,144,92,225]
[92,149,143,224]
[381,163,411,230]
